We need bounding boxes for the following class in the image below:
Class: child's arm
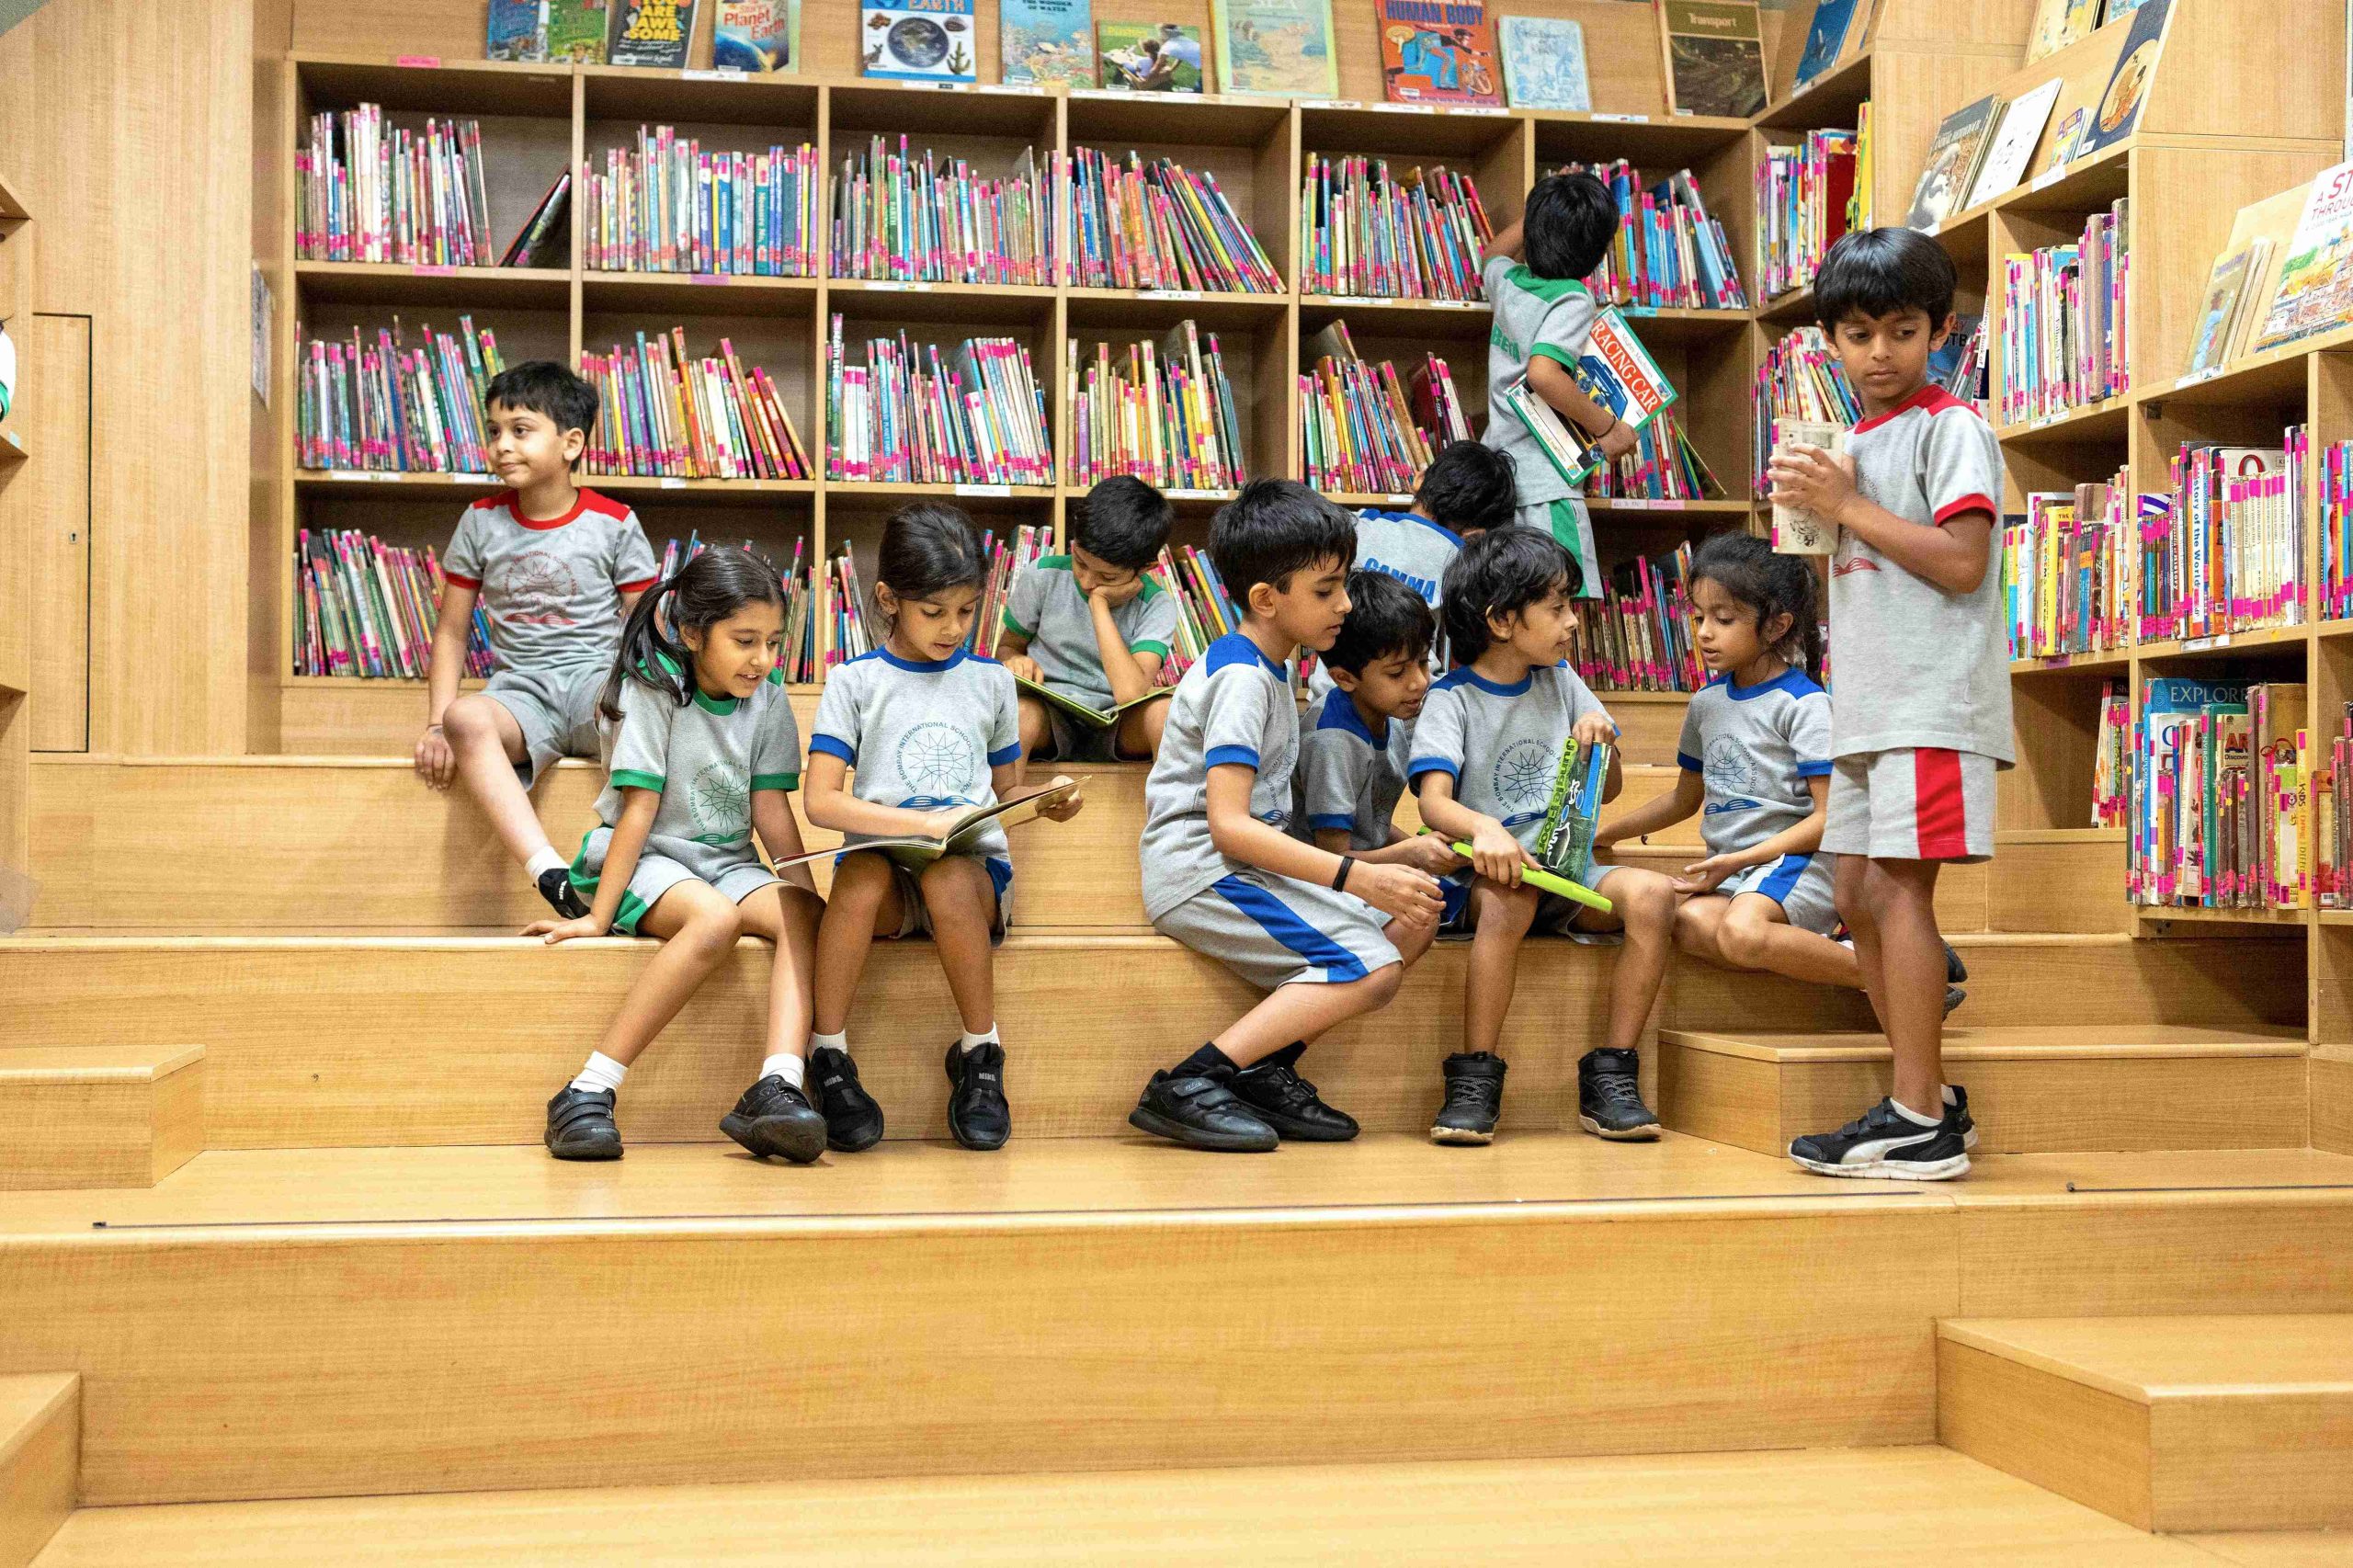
[996,629,1041,684]
[415,579,479,788]
[998,756,1084,822]
[803,753,964,839]
[529,788,656,942]
[1313,824,1462,874]
[1674,776,1828,894]
[1594,768,1703,847]
[751,790,822,897]
[1768,445,1996,594]
[1211,767,1441,927]
[1087,582,1164,707]
[1414,773,1533,887]
[1528,356,1639,462]
[1482,217,1523,265]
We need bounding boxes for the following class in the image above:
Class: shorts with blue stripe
[1698,851,1839,935]
[1154,868,1402,990]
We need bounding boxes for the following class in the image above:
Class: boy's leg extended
[1863,857,1947,1118]
[1168,873,1407,1064]
[441,691,557,866]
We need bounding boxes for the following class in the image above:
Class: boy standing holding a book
[1481,171,1638,598]
[414,361,660,918]
[1768,228,2010,1181]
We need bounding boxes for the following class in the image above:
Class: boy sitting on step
[1767,228,2011,1183]
[412,361,660,920]
[998,475,1180,762]
[1128,481,1446,1153]
[1410,528,1677,1146]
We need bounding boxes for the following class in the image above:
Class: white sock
[762,1053,806,1089]
[1941,1085,1960,1107]
[1891,1096,1941,1127]
[526,846,566,882]
[957,1024,1000,1054]
[570,1051,627,1096]
[810,1028,848,1056]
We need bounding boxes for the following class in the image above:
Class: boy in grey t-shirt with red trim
[1768,229,2012,1183]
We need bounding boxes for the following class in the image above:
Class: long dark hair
[1688,531,1824,682]
[600,545,784,720]
[873,503,987,632]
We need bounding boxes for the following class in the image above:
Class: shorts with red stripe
[1823,747,1995,864]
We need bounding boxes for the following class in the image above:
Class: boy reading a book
[1767,227,2011,1182]
[1481,170,1637,598]
[413,361,660,919]
[1410,528,1677,1145]
[1129,481,1446,1152]
[999,475,1180,762]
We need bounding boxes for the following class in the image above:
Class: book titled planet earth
[860,0,977,82]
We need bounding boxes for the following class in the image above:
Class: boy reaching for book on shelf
[1481,170,1637,597]
[413,361,660,919]
[1767,228,2012,1182]
[1128,481,1446,1152]
[1411,528,1677,1145]
[998,476,1180,762]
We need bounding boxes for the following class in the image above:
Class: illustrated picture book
[1768,419,1848,553]
[2075,0,2171,159]
[487,0,549,60]
[1098,21,1205,90]
[2252,161,2353,355]
[499,172,573,267]
[1533,735,1613,888]
[1013,677,1174,729]
[860,0,978,80]
[1497,15,1588,110]
[1493,308,1678,487]
[2184,237,2269,375]
[1966,77,2063,209]
[608,0,697,66]
[1211,0,1338,97]
[1378,0,1501,107]
[770,777,1083,870]
[1659,0,1766,119]
[2026,0,2098,60]
[1003,0,1097,86]
[1904,92,2000,231]
[1793,0,1861,91]
[713,0,801,71]
[546,0,611,61]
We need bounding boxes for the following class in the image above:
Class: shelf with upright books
[1064,312,1279,494]
[576,104,824,282]
[577,307,819,480]
[1063,97,1292,295]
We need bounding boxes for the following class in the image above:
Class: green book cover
[1534,735,1612,882]
[547,0,611,61]
[1015,676,1173,730]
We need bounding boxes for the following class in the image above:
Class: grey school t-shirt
[1293,687,1409,852]
[1002,555,1181,708]
[443,487,660,674]
[1139,631,1300,922]
[1677,667,1834,859]
[1481,254,1595,508]
[810,647,1025,861]
[1829,385,2015,763]
[595,665,803,881]
[1409,662,1608,856]
[1305,506,1463,704]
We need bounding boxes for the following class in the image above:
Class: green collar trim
[691,686,739,715]
[1506,267,1591,304]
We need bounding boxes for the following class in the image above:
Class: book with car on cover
[1377,0,1501,106]
[1492,307,1679,487]
[713,0,801,71]
[1098,20,1205,89]
[1211,0,1338,96]
[770,776,1083,871]
[1497,15,1589,109]
[1659,0,1766,119]
[1003,0,1097,85]
[861,0,978,80]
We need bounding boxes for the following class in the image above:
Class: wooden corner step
[0,1375,75,1568]
[1656,1026,2309,1157]
[0,1047,204,1191]
[1938,1315,2353,1533]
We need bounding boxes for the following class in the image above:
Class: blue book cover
[1496,15,1587,109]
[2075,0,2170,159]
[1003,0,1096,85]
[713,0,801,72]
[861,0,978,80]
[486,0,548,60]
[1794,0,1860,90]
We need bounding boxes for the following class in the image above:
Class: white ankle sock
[1891,1096,1941,1127]
[570,1051,628,1096]
[526,846,566,882]
[1941,1085,1959,1107]
[762,1053,806,1089]
[957,1025,1000,1054]
[810,1028,848,1056]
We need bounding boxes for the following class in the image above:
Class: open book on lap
[1015,676,1175,730]
[772,776,1084,871]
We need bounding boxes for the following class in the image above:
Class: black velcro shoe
[1790,1096,1970,1181]
[810,1046,885,1153]
[1130,1067,1279,1152]
[1231,1056,1358,1142]
[720,1074,828,1164]
[545,1085,621,1161]
[945,1040,1011,1152]
[1432,1051,1506,1144]
[1944,941,1969,984]
[1577,1047,1660,1142]
[538,867,591,919]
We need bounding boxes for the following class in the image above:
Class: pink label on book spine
[692,274,727,284]
[415,265,456,277]
[395,54,441,68]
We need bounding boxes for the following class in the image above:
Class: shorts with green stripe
[568,824,780,937]
[1512,496,1602,598]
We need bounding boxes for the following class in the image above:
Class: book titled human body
[713,0,800,71]
[547,0,611,61]
[2251,160,2353,354]
[1658,0,1765,119]
[1098,21,1205,90]
[608,0,696,66]
[1497,15,1588,109]
[860,0,978,81]
[1905,93,1999,231]
[1211,0,1337,97]
[1377,0,1500,107]
[1003,0,1097,86]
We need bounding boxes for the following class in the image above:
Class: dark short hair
[1210,479,1357,599]
[877,502,989,599]
[1813,227,1958,329]
[484,360,600,437]
[1324,570,1435,675]
[1441,527,1573,663]
[1522,171,1619,283]
[1074,475,1175,570]
[1414,441,1518,535]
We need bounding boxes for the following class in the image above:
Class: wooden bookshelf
[0,157,28,871]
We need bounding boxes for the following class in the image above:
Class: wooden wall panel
[27,314,85,754]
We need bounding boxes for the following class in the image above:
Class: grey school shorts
[483,664,606,788]
[1697,851,1841,935]
[568,825,779,937]
[1155,868,1402,990]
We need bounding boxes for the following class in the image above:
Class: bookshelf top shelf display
[1063,91,1290,149]
[293,51,575,116]
[576,61,822,124]
[1756,53,1871,132]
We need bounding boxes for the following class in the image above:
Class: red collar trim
[1851,383,1964,435]
[504,488,593,530]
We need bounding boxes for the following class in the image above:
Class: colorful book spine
[825,546,875,665]
[654,532,822,683]
[1564,542,1701,694]
[1067,148,1282,292]
[1145,542,1240,681]
[1562,161,1747,311]
[1998,198,2130,426]
[2325,439,2353,622]
[2127,679,2307,910]
[580,129,820,277]
[297,106,494,267]
[971,523,1054,654]
[1297,337,1438,494]
[2092,677,2130,828]
[2133,431,2305,644]
[1298,153,1492,301]
[1581,406,1719,503]
[1999,472,2135,660]
[1749,325,1859,494]
[291,528,494,679]
[294,317,506,474]
[578,328,812,480]
[824,322,1052,486]
[1065,326,1247,491]
[829,138,1061,286]
[1753,126,1858,300]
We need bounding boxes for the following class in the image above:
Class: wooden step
[0,934,2293,1153]
[1655,1026,2310,1157]
[1938,1315,2353,1533]
[2177,1532,2353,1565]
[0,1048,203,1191]
[0,1377,74,1568]
[28,1445,2226,1565]
[2316,1048,2353,1156]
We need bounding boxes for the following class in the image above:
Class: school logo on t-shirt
[688,761,750,845]
[1703,735,1766,807]
[896,722,977,795]
[1493,738,1553,816]
[499,550,581,626]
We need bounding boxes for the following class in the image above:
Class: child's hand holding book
[1352,862,1445,931]
[1768,442,1859,534]
[1464,818,1533,887]
[1003,653,1043,683]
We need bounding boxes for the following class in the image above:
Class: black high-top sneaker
[945,1040,1011,1152]
[720,1074,828,1164]
[544,1085,621,1161]
[809,1046,885,1153]
[1130,1065,1279,1152]
[1430,1051,1506,1145]
[1231,1047,1358,1142]
[537,866,591,919]
[1789,1096,1970,1180]
[1577,1048,1660,1141]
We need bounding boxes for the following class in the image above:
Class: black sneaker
[810,1046,884,1153]
[1130,1066,1279,1152]
[544,1085,621,1161]
[945,1040,1011,1152]
[1231,1055,1358,1142]
[1945,1084,1979,1151]
[1944,984,1967,1017]
[719,1074,827,1164]
[1789,1096,1970,1180]
[537,867,591,919]
[1431,1051,1506,1144]
[1577,1048,1660,1142]
[1944,942,1969,984]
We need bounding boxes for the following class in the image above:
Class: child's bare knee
[1613,870,1677,932]
[1362,960,1404,1006]
[1717,915,1771,969]
[441,695,495,748]
[680,903,744,955]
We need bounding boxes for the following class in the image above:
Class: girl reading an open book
[801,504,1084,1154]
[536,545,831,1166]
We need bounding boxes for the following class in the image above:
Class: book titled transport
[1097,21,1205,90]
[1377,0,1501,107]
[1013,677,1174,729]
[1793,0,1861,91]
[1492,307,1679,488]
[1003,0,1097,86]
[608,0,696,66]
[1658,0,1766,119]
[1496,15,1588,110]
[487,0,549,60]
[1768,419,1848,554]
[546,0,612,62]
[2252,159,2353,354]
[713,0,801,71]
[1210,0,1338,97]
[768,776,1082,871]
[1904,92,2000,232]
[861,0,978,80]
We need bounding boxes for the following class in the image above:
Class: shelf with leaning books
[1063,102,1293,297]
[578,308,820,482]
[1297,112,1526,309]
[1064,314,1279,498]
[291,304,572,480]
